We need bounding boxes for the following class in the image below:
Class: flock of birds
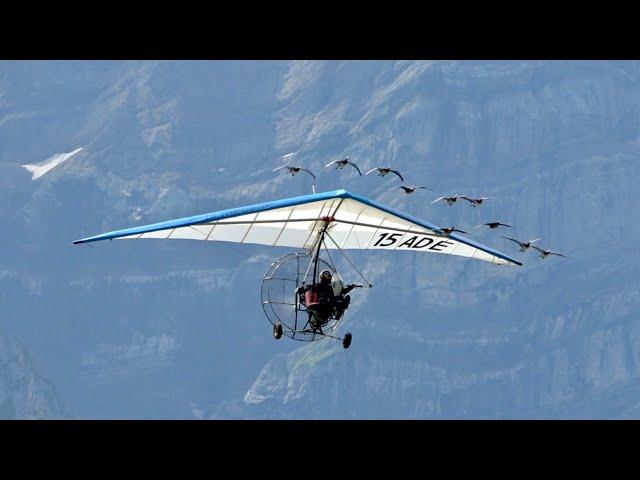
[274,155,566,260]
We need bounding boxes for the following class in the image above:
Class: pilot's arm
[341,284,356,295]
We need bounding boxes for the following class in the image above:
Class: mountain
[1,60,639,418]
[0,329,67,419]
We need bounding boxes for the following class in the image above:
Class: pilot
[330,272,356,320]
[308,270,356,328]
[304,270,333,329]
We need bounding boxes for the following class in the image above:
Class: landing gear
[342,332,352,349]
[273,322,283,339]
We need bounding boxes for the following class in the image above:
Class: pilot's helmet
[320,270,333,283]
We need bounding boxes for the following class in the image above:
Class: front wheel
[273,322,283,339]
[342,332,352,349]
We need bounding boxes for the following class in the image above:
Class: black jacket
[316,280,335,303]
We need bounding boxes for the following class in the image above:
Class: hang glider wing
[73,189,521,266]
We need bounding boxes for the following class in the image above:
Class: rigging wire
[324,231,373,288]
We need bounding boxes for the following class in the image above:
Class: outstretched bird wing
[530,245,545,254]
[324,160,338,169]
[390,169,404,182]
[300,168,316,180]
[365,168,379,176]
[549,252,567,258]
[502,236,524,247]
[273,165,290,173]
[347,161,362,175]
[431,196,446,204]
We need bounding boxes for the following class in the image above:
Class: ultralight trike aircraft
[74,189,521,349]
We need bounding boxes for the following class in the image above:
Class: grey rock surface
[0,330,67,419]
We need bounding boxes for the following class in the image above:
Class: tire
[273,322,283,339]
[342,332,352,349]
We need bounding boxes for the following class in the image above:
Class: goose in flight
[531,245,567,259]
[431,195,460,205]
[324,156,362,175]
[399,185,433,195]
[365,167,404,182]
[460,195,494,207]
[476,222,512,230]
[502,236,542,253]
[439,226,469,235]
[273,165,317,180]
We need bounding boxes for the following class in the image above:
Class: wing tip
[73,235,107,245]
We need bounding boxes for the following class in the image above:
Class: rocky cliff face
[0,330,66,419]
[1,60,639,418]
[239,60,640,418]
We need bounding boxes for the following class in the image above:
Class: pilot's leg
[308,307,320,329]
[319,304,332,326]
[343,294,351,308]
[335,295,350,320]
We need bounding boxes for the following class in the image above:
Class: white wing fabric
[73,189,521,266]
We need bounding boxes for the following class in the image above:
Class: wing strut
[302,221,330,285]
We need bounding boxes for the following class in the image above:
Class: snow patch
[22,147,84,180]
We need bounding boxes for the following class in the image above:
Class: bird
[460,195,494,207]
[399,185,433,194]
[531,245,567,259]
[439,226,468,235]
[502,236,542,253]
[324,156,362,175]
[475,222,512,230]
[273,165,316,180]
[431,195,460,205]
[365,167,404,182]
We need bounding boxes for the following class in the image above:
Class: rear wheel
[342,332,352,349]
[273,322,283,339]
